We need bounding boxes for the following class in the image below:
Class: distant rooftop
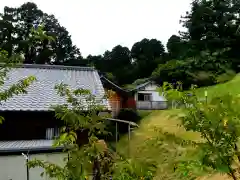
[0,64,110,111]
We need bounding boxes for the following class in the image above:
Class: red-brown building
[100,76,136,117]
[101,77,168,112]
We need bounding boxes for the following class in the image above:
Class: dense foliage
[0,2,82,64]
[162,82,240,179]
[1,1,240,179]
[27,84,153,180]
[0,25,53,124]
[2,1,239,88]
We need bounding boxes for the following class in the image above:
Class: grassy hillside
[195,73,240,99]
[116,74,240,180]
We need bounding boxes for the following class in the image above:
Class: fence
[136,101,168,110]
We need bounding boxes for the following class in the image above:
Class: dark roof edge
[100,76,128,93]
[0,63,96,71]
[128,80,156,92]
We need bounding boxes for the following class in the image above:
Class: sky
[0,0,192,58]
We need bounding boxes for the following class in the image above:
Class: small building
[0,64,110,180]
[129,81,167,110]
[100,76,136,117]
[100,77,167,111]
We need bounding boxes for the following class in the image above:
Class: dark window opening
[138,93,152,101]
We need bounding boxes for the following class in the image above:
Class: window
[46,127,60,140]
[138,93,152,101]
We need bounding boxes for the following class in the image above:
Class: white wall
[134,83,166,102]
[141,83,158,91]
[0,152,67,180]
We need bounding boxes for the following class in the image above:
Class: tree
[0,25,53,124]
[28,83,114,179]
[180,0,240,68]
[152,59,191,88]
[101,45,134,85]
[166,35,186,59]
[0,2,82,64]
[27,83,154,180]
[0,51,36,119]
[131,38,165,79]
[164,83,240,179]
[86,55,104,69]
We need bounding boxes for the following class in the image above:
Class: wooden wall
[106,90,122,117]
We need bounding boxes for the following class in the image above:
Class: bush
[116,108,140,134]
[117,108,141,123]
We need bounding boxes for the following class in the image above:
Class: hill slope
[117,75,240,180]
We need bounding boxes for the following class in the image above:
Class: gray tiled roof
[0,64,110,111]
[0,140,63,152]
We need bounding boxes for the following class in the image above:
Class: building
[129,81,167,110]
[0,64,110,180]
[100,77,167,111]
[100,76,136,117]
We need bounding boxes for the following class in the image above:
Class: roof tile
[0,64,110,111]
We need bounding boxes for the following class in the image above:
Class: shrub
[117,108,140,123]
[165,82,240,180]
[116,108,140,134]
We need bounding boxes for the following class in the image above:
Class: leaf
[217,164,230,173]
[60,133,68,141]
[0,116,4,124]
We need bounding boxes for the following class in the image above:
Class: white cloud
[0,0,192,57]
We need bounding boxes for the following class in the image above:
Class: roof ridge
[0,63,96,71]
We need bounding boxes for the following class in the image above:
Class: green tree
[165,84,240,179]
[86,55,104,69]
[131,38,165,79]
[180,0,240,69]
[0,50,36,120]
[0,25,53,124]
[27,83,152,180]
[101,45,133,85]
[28,83,115,179]
[166,35,186,59]
[0,2,82,65]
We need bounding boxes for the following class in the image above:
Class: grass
[195,73,240,99]
[116,74,240,180]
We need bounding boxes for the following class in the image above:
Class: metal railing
[136,101,168,110]
[105,118,139,155]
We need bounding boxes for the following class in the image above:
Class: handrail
[105,118,139,127]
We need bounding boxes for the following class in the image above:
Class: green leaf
[217,164,230,173]
[0,116,4,124]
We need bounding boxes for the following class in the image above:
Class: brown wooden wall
[106,89,122,116]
